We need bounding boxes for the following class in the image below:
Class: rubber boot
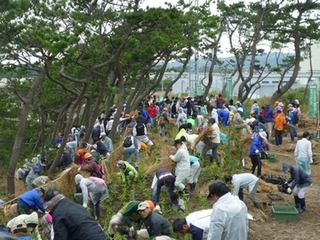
[299,198,306,213]
[190,183,195,192]
[294,196,300,209]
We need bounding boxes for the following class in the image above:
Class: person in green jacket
[116,160,138,183]
[107,200,154,238]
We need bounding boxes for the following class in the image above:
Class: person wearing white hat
[233,108,252,134]
[136,202,172,240]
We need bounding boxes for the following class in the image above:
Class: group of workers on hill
[3,94,314,240]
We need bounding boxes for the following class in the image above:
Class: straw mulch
[247,203,268,222]
[194,127,215,147]
[257,180,274,193]
[106,141,126,177]
[42,164,90,196]
[238,135,253,150]
[145,146,177,175]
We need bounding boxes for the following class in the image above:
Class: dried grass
[145,146,177,175]
[43,164,90,196]
[247,203,268,221]
[257,180,274,193]
[239,135,252,150]
[194,127,214,146]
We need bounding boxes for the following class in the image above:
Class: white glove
[38,209,44,214]
[83,203,87,208]
[107,152,110,157]
[154,205,161,211]
[169,155,174,160]
[129,227,135,237]
[310,158,313,163]
[284,181,288,185]
[255,149,259,154]
[287,188,292,194]
[77,167,81,172]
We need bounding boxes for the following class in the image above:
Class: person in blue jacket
[138,106,153,129]
[283,162,312,213]
[249,134,267,177]
[217,108,230,127]
[17,189,45,214]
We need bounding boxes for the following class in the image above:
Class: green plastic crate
[267,153,276,163]
[272,205,298,221]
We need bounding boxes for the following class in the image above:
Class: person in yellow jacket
[274,109,286,146]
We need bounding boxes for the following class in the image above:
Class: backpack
[123,136,133,148]
[293,112,299,124]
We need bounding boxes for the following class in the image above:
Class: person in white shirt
[294,131,313,176]
[207,182,248,240]
[105,116,114,134]
[172,209,212,239]
[202,118,220,164]
[169,139,190,194]
[211,108,219,124]
[224,173,261,209]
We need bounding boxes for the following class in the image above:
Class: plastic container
[272,205,298,221]
[267,153,276,163]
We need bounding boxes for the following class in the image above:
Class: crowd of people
[4,94,314,240]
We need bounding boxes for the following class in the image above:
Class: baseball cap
[173,139,183,146]
[207,181,229,199]
[137,201,150,211]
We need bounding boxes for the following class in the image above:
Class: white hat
[237,107,243,112]
[137,202,150,211]
[100,132,106,138]
[295,99,299,104]
[278,102,284,107]
[250,117,256,124]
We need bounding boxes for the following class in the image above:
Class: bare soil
[247,121,320,240]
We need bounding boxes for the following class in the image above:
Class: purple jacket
[264,106,273,123]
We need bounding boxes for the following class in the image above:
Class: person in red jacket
[147,103,157,128]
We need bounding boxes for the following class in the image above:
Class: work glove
[107,152,110,157]
[83,203,88,208]
[310,158,314,164]
[286,187,292,194]
[77,167,81,172]
[129,227,135,237]
[169,155,174,160]
[255,149,259,154]
[38,209,44,214]
[265,152,268,157]
[154,205,161,212]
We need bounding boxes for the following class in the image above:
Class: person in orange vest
[274,109,286,145]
